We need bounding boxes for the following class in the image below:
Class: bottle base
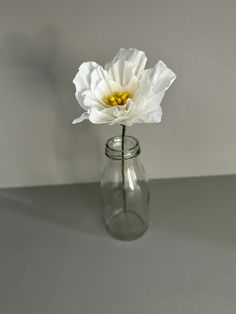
[105,210,148,241]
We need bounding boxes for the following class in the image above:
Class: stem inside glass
[121,124,127,213]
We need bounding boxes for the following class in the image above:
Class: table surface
[0,175,236,314]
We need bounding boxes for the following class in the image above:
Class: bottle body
[101,136,149,241]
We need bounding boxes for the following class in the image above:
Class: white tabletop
[0,176,236,314]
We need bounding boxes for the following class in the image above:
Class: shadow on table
[1,175,236,246]
[0,183,108,239]
[150,175,236,248]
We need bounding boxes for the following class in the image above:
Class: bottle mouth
[105,135,140,160]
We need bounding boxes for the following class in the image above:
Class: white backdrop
[0,0,236,187]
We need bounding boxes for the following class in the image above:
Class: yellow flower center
[103,91,132,106]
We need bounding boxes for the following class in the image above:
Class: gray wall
[0,0,236,187]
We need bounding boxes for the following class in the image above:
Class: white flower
[73,48,176,126]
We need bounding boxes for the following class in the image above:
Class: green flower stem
[121,124,127,213]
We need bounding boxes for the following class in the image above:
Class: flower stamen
[103,91,132,106]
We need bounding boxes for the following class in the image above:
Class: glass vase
[101,134,149,241]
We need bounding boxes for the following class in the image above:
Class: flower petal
[105,48,147,76]
[123,92,164,124]
[94,79,122,99]
[82,89,106,109]
[108,60,138,88]
[89,108,114,124]
[128,106,162,124]
[73,62,99,109]
[139,91,165,111]
[142,107,163,123]
[72,112,89,124]
[90,66,110,93]
[109,116,129,125]
[142,60,176,93]
[132,78,152,106]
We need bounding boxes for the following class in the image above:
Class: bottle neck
[105,136,140,160]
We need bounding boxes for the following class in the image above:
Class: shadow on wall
[0,24,60,69]
[0,24,103,183]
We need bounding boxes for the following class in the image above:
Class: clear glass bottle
[101,135,149,241]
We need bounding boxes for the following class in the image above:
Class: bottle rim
[105,135,140,160]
